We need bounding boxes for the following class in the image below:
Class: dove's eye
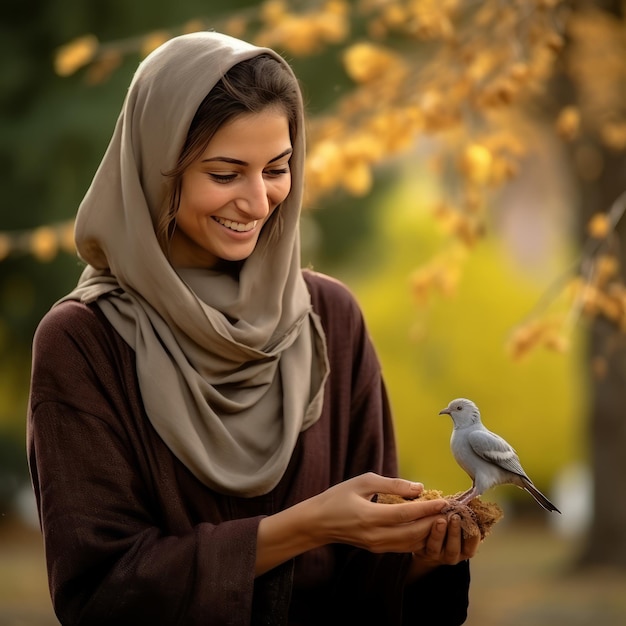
[456,405,462,410]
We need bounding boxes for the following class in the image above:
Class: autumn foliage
[6,0,626,360]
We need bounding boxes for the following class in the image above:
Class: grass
[1,514,626,625]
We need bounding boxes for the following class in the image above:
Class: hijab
[59,32,330,497]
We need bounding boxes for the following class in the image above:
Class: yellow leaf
[325,0,349,16]
[601,121,626,151]
[556,106,580,141]
[409,247,466,305]
[587,213,610,239]
[316,11,349,45]
[596,291,623,322]
[410,266,437,305]
[261,0,288,25]
[306,139,344,189]
[31,227,58,262]
[54,35,99,77]
[343,161,372,196]
[543,332,569,354]
[580,283,601,317]
[343,133,384,162]
[507,320,547,361]
[381,4,407,28]
[343,42,400,84]
[509,62,530,83]
[460,144,493,185]
[594,254,619,286]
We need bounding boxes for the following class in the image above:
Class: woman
[27,32,479,625]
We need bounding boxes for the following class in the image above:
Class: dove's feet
[453,487,479,505]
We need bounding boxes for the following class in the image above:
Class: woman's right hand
[309,472,447,554]
[255,472,447,575]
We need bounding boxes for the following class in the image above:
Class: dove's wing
[467,429,528,477]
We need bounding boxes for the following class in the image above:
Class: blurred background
[2,1,626,624]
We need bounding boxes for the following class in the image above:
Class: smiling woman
[169,109,293,268]
[27,31,477,626]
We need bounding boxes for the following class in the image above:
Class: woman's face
[169,108,293,268]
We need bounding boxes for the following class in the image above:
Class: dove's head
[438,398,481,428]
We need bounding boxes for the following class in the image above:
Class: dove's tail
[523,480,561,513]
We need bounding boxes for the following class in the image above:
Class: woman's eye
[265,167,289,178]
[208,173,237,183]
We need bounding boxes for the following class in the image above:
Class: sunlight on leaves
[54,35,99,77]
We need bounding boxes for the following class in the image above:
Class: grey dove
[439,398,561,513]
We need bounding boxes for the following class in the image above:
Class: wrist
[256,496,325,576]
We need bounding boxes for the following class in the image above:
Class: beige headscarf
[59,32,329,497]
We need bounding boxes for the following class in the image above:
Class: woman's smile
[212,216,259,233]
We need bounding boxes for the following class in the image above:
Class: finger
[461,532,482,560]
[361,473,424,500]
[378,498,447,525]
[442,514,463,561]
[405,498,448,519]
[424,517,447,558]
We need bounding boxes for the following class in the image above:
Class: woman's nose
[236,175,270,219]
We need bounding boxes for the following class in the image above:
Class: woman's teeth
[213,217,258,232]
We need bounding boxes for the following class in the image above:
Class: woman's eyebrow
[268,148,293,163]
[202,147,293,165]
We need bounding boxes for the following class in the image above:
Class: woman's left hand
[407,513,481,581]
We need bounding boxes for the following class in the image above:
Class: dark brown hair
[158,54,300,255]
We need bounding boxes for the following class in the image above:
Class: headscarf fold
[59,32,329,497]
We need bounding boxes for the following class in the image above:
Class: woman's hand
[311,473,449,554]
[407,513,482,582]
[256,472,450,575]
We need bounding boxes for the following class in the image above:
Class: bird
[438,398,561,513]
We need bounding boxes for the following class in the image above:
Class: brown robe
[28,270,470,625]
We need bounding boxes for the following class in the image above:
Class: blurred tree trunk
[577,151,626,568]
[566,0,626,570]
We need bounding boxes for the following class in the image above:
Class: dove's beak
[438,408,451,416]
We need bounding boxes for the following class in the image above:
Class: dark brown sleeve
[27,302,267,626]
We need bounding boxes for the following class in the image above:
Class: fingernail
[437,519,447,529]
[410,482,423,491]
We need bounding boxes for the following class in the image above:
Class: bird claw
[451,488,477,506]
[454,496,473,506]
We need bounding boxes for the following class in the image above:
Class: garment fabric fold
[58,32,329,497]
